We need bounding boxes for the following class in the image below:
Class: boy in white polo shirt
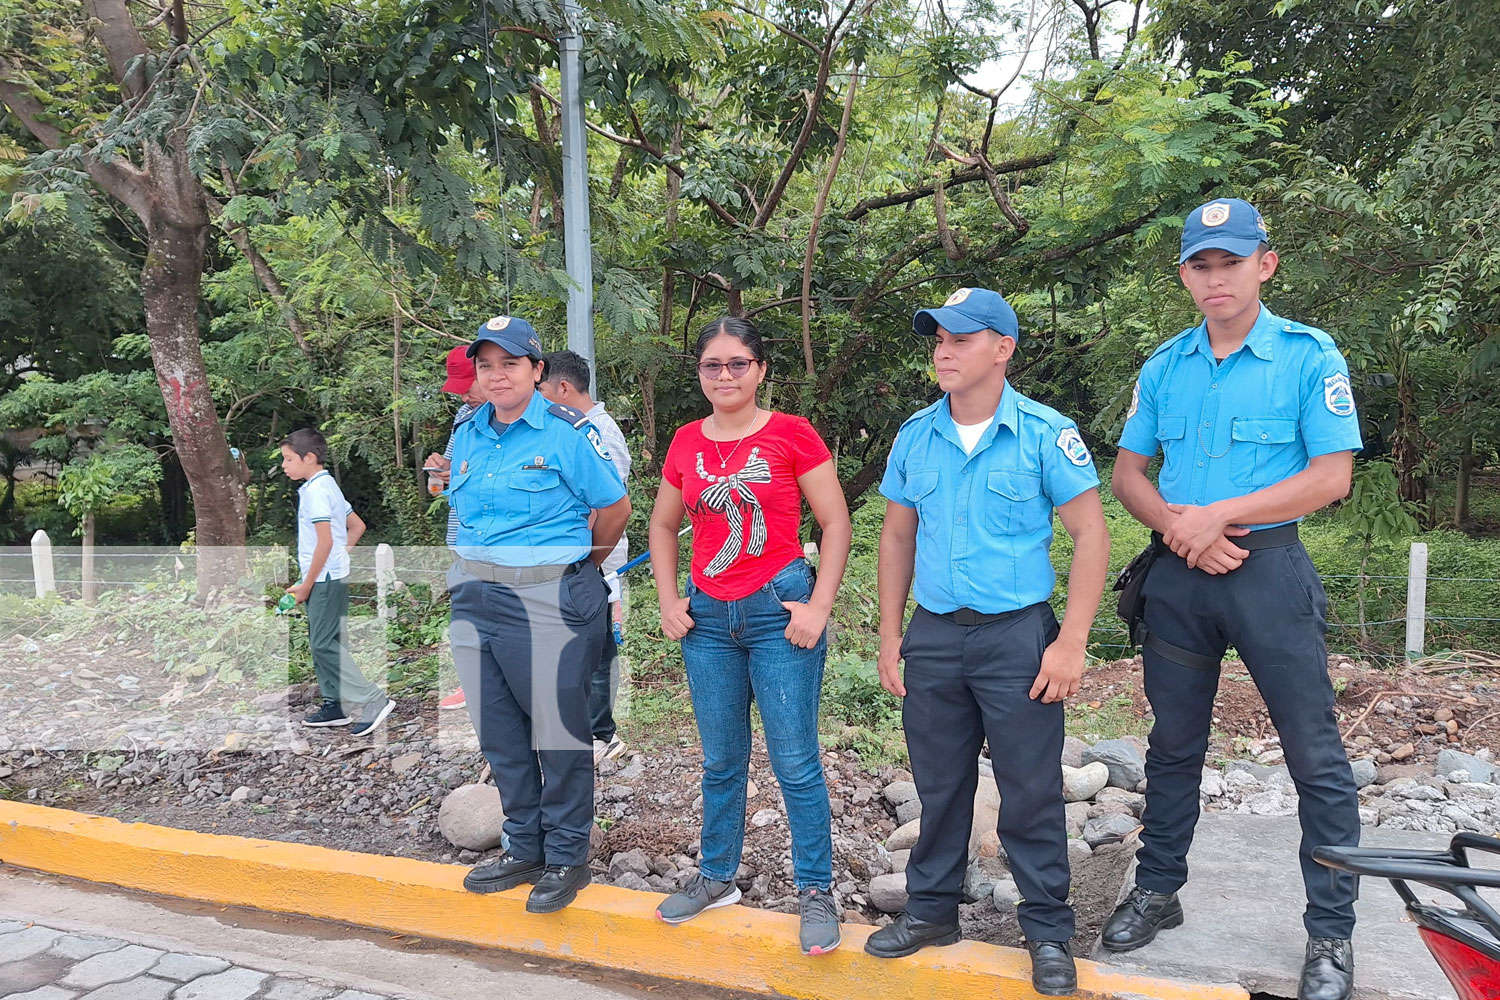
[280,428,393,736]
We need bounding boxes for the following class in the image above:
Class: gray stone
[962,857,1005,904]
[76,978,175,1000]
[262,980,335,1000]
[1095,787,1146,816]
[882,781,918,806]
[750,808,780,827]
[1226,760,1291,785]
[1067,839,1093,864]
[1349,758,1378,789]
[1060,736,1089,769]
[61,945,164,989]
[1088,801,1136,820]
[1082,739,1146,790]
[1082,812,1139,847]
[149,953,230,982]
[967,778,1001,859]
[1199,768,1228,798]
[1062,762,1109,803]
[4,988,79,1000]
[436,783,506,851]
[1064,800,1090,837]
[611,871,653,892]
[49,935,126,960]
[608,848,653,879]
[0,925,60,963]
[1436,748,1495,784]
[887,818,921,852]
[991,877,1021,909]
[169,968,267,1000]
[868,872,909,913]
[390,753,422,776]
[327,992,388,1000]
[886,848,910,873]
[895,798,922,825]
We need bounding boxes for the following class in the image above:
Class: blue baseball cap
[1179,198,1269,263]
[913,287,1019,340]
[466,315,544,360]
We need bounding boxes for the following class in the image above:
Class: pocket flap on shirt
[1231,417,1297,445]
[509,468,562,492]
[903,469,939,503]
[1156,415,1186,441]
[987,469,1041,501]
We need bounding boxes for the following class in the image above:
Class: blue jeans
[682,558,832,891]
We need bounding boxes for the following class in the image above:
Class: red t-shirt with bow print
[663,412,832,601]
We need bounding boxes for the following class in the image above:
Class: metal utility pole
[558,0,596,384]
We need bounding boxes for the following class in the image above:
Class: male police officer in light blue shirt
[1107,199,1361,1000]
[446,315,630,915]
[867,288,1111,997]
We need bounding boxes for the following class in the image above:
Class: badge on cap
[1201,202,1232,228]
[529,337,541,352]
[945,287,973,306]
[1126,381,1140,420]
[1323,373,1355,417]
[1057,427,1092,467]
[485,316,512,331]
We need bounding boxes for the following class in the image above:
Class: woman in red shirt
[648,317,852,955]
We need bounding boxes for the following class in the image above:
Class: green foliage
[56,446,162,532]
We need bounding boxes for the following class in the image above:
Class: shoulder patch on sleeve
[1323,373,1356,417]
[1127,380,1140,419]
[1056,426,1092,467]
[548,403,613,461]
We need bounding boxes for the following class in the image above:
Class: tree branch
[800,69,859,378]
[843,152,1058,221]
[84,0,152,100]
[205,170,314,359]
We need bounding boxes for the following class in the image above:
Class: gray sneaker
[799,887,841,955]
[655,872,741,924]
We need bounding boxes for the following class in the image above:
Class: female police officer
[447,315,630,914]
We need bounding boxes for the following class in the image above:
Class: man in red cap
[424,344,487,711]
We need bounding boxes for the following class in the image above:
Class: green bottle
[276,592,298,614]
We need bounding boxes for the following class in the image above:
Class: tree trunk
[1454,439,1473,527]
[639,365,658,473]
[140,167,247,594]
[82,510,97,605]
[1390,350,1426,514]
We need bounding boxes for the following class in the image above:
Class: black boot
[1300,937,1353,1000]
[864,912,962,959]
[1100,885,1184,952]
[1027,940,1077,996]
[462,852,544,894]
[526,864,591,913]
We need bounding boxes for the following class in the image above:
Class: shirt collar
[1177,305,1277,361]
[298,469,330,492]
[471,391,547,438]
[934,380,1021,449]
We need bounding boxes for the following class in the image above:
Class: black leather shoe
[864,912,962,958]
[1300,937,1353,1000]
[1027,940,1077,996]
[525,864,591,913]
[463,852,544,894]
[1100,885,1184,952]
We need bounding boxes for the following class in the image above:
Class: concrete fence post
[375,543,396,620]
[1406,541,1428,664]
[31,529,55,599]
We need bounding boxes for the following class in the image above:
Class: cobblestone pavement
[0,919,404,1000]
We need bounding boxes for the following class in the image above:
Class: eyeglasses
[696,358,756,379]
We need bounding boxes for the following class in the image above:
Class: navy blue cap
[1179,198,1269,263]
[466,315,544,360]
[913,287,1019,340]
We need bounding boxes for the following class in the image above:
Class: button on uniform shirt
[1117,306,1363,527]
[880,383,1100,614]
[446,392,626,567]
[296,470,353,582]
[585,400,632,601]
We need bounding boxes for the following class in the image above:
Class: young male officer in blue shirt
[1107,199,1361,1000]
[446,315,630,914]
[868,288,1111,996]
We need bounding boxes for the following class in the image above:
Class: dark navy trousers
[901,603,1074,942]
[1136,539,1359,938]
[448,560,608,867]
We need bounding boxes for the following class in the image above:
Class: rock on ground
[437,783,505,851]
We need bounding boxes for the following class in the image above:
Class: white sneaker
[593,736,625,766]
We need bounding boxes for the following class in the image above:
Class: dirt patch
[959,843,1134,952]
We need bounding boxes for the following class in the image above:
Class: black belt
[1150,521,1298,553]
[457,558,585,585]
[924,602,1043,627]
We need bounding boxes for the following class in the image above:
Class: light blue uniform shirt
[880,382,1100,614]
[447,392,626,567]
[1117,306,1363,526]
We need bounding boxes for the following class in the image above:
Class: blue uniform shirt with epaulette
[446,391,625,567]
[879,381,1100,615]
[1118,305,1363,526]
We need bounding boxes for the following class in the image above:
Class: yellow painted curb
[1,802,1245,1000]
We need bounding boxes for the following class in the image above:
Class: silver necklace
[709,408,760,468]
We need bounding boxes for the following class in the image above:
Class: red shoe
[439,687,467,711]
